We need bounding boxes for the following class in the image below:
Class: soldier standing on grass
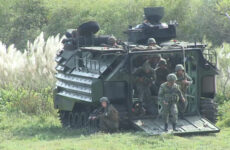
[89,97,119,133]
[158,74,185,131]
[174,64,193,118]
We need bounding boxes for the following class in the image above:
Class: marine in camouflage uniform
[107,36,122,48]
[89,97,119,132]
[133,60,157,115]
[155,59,169,91]
[132,55,149,68]
[149,54,161,69]
[174,64,193,116]
[158,74,185,131]
[147,38,161,50]
[132,38,161,51]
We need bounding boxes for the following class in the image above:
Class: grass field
[0,113,229,150]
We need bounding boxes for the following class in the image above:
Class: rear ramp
[132,116,220,135]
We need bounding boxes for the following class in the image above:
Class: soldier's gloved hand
[181,98,185,103]
[91,116,97,120]
[182,80,189,86]
[105,112,108,116]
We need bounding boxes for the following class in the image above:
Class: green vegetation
[0,113,229,150]
[0,0,230,49]
[217,100,230,128]
[0,86,55,115]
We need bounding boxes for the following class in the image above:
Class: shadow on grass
[11,124,101,141]
[0,113,97,141]
[177,132,218,138]
[11,124,219,141]
[9,119,137,141]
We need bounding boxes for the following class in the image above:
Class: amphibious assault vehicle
[53,7,220,135]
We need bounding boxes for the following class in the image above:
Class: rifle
[86,108,103,133]
[88,107,104,120]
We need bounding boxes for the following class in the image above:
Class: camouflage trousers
[99,117,119,132]
[136,84,152,103]
[136,85,157,115]
[162,103,178,124]
[177,92,188,114]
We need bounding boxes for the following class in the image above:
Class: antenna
[127,0,132,52]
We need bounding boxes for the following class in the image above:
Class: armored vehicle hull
[53,8,220,135]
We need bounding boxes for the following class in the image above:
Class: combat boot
[164,123,168,132]
[173,123,178,131]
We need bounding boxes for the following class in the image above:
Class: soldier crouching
[89,97,119,133]
[158,74,185,131]
[133,60,157,115]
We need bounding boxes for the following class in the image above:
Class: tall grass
[0,33,63,114]
[0,32,63,90]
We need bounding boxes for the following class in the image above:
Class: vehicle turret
[126,7,176,44]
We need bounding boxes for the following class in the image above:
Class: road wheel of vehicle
[68,112,74,128]
[88,118,99,132]
[200,98,218,123]
[80,112,88,127]
[71,111,82,128]
[58,110,69,127]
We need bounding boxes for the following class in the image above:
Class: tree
[7,0,48,49]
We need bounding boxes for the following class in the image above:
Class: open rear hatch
[132,116,220,135]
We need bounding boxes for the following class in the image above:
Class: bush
[217,100,230,127]
[0,32,63,90]
[0,86,56,115]
[215,93,227,105]
[0,33,62,115]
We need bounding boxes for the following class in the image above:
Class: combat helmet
[175,64,185,72]
[148,38,156,44]
[108,36,116,45]
[158,58,167,66]
[100,97,110,103]
[167,73,177,82]
[143,60,153,71]
[152,53,161,58]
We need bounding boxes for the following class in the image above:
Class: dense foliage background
[0,0,230,49]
